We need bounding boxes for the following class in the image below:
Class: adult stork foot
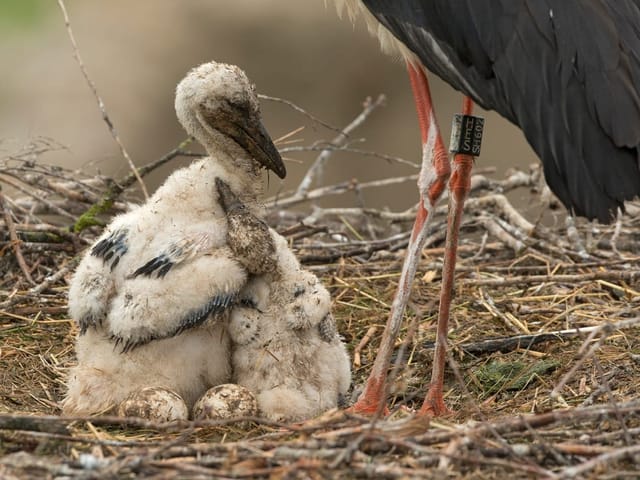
[347,376,390,416]
[418,385,451,417]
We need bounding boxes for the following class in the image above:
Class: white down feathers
[63,61,271,416]
[64,60,349,422]
[229,232,351,422]
[63,157,252,415]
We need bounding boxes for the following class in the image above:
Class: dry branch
[56,0,148,199]
[295,94,387,196]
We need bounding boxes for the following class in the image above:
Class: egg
[117,386,188,422]
[192,384,258,420]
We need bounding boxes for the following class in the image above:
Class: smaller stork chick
[63,61,285,417]
[217,179,351,422]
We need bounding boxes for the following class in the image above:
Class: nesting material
[192,384,258,421]
[63,60,285,416]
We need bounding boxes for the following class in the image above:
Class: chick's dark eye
[293,285,306,298]
[224,98,250,115]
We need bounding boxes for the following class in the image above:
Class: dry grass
[2,141,640,479]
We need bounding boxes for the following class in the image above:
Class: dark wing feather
[131,254,175,278]
[130,234,210,279]
[111,292,237,353]
[363,0,640,222]
[91,229,128,270]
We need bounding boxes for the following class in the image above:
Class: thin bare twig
[557,443,640,478]
[296,95,386,196]
[258,94,342,134]
[0,188,34,284]
[270,173,418,210]
[0,257,80,310]
[463,270,640,287]
[56,0,148,199]
[551,317,640,401]
[279,144,419,168]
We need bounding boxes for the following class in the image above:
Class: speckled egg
[117,386,188,422]
[192,384,258,420]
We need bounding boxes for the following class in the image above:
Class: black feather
[78,312,103,335]
[362,0,640,222]
[131,254,175,278]
[110,292,238,354]
[91,229,129,270]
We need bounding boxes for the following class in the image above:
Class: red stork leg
[419,96,475,417]
[349,62,451,415]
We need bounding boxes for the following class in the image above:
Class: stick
[462,270,640,287]
[0,188,34,284]
[56,0,148,199]
[0,415,69,435]
[353,326,377,368]
[295,95,386,196]
[269,174,418,210]
[551,317,640,400]
[258,94,342,134]
[0,257,79,310]
[557,443,640,479]
[420,326,601,356]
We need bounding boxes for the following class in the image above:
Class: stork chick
[63,61,286,417]
[217,179,351,422]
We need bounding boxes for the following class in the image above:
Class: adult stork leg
[349,62,451,415]
[419,97,475,417]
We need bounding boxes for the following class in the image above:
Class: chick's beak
[200,107,287,179]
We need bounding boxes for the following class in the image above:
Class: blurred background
[0,0,539,211]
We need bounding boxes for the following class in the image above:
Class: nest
[2,117,640,477]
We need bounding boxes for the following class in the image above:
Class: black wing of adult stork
[363,0,640,222]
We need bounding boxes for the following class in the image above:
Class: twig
[565,216,588,259]
[0,415,69,434]
[463,270,640,287]
[609,210,624,257]
[56,0,148,199]
[0,188,34,284]
[121,138,194,190]
[269,174,418,210]
[476,214,525,253]
[0,257,80,310]
[422,326,601,355]
[71,141,195,232]
[295,95,386,196]
[353,326,377,368]
[0,174,77,221]
[413,400,640,445]
[304,205,416,224]
[258,94,342,134]
[298,232,411,264]
[551,317,640,401]
[557,443,640,479]
[279,144,419,168]
[477,288,529,334]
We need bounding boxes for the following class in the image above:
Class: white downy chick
[228,233,351,422]
[63,61,286,417]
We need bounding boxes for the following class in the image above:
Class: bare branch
[296,95,386,196]
[56,0,148,199]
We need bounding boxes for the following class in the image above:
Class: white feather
[64,61,271,415]
[229,231,351,422]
